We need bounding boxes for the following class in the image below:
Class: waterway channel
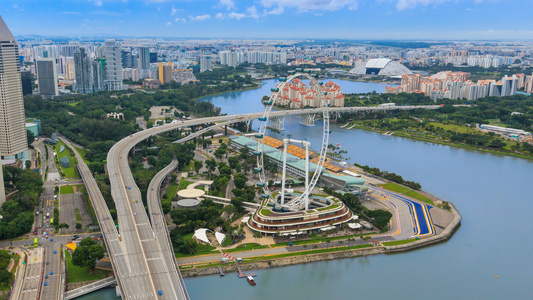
[88,79,533,299]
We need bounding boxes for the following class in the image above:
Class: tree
[26,130,35,146]
[0,269,12,286]
[75,223,82,230]
[194,160,203,174]
[71,238,106,274]
[59,223,69,229]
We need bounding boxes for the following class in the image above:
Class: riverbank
[344,122,533,160]
[179,202,461,278]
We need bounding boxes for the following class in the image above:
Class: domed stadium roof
[349,58,412,77]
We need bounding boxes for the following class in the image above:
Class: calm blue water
[92,80,533,299]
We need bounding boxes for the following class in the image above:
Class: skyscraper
[138,47,150,70]
[104,39,123,91]
[36,58,58,97]
[74,48,94,94]
[0,16,28,205]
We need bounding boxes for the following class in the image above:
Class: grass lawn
[65,251,111,283]
[54,141,79,179]
[178,178,193,190]
[221,237,232,247]
[165,183,179,199]
[260,209,272,216]
[380,183,410,193]
[243,244,373,262]
[380,183,434,205]
[317,204,340,211]
[75,209,82,223]
[224,243,269,253]
[67,101,80,107]
[403,191,434,205]
[60,185,75,194]
[274,232,376,247]
[382,238,417,246]
[74,146,89,164]
[427,122,476,134]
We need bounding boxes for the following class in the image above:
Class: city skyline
[2,0,533,40]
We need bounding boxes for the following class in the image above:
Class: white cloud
[189,14,211,21]
[228,6,260,20]
[166,21,172,26]
[89,0,104,6]
[170,5,179,16]
[12,3,18,9]
[394,0,451,11]
[59,11,83,15]
[260,0,358,12]
[217,0,236,10]
[215,12,224,19]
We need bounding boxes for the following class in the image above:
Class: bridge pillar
[268,116,285,131]
[299,114,316,127]
[247,119,254,132]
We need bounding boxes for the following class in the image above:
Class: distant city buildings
[36,58,58,97]
[386,71,525,101]
[158,62,172,84]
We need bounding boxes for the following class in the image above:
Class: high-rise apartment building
[104,39,122,91]
[74,48,94,94]
[0,16,28,205]
[36,58,58,97]
[200,55,212,72]
[158,62,172,84]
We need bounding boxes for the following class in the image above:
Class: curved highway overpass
[92,104,443,299]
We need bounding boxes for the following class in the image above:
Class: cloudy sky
[2,0,532,40]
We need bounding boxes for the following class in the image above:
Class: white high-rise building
[104,39,123,91]
[0,16,28,205]
[200,55,212,72]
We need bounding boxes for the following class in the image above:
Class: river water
[87,79,533,299]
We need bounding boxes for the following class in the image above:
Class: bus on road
[34,238,38,247]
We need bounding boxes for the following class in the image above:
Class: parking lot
[59,193,93,234]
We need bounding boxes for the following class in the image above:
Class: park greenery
[0,250,16,289]
[340,92,533,157]
[354,163,422,190]
[0,167,43,239]
[71,238,106,274]
[323,187,392,230]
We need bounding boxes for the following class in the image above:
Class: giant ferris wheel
[254,73,330,212]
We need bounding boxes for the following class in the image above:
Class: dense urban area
[0,10,532,300]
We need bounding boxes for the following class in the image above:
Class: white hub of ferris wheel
[254,73,330,212]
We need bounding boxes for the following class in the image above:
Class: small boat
[247,275,256,286]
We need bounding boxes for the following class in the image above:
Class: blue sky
[2,0,533,40]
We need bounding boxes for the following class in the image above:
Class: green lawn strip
[260,208,272,215]
[317,204,340,211]
[221,238,232,247]
[75,209,82,223]
[175,249,218,259]
[243,244,373,262]
[223,243,269,253]
[273,232,376,247]
[60,185,75,194]
[73,146,89,164]
[402,190,434,205]
[379,183,410,193]
[427,122,476,134]
[65,250,111,283]
[382,238,417,246]
[67,101,79,107]
[54,141,79,179]
[178,178,193,190]
[165,183,179,199]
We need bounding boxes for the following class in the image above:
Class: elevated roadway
[58,104,441,299]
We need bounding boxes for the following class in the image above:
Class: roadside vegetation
[0,167,43,239]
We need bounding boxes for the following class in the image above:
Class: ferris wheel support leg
[281,139,288,205]
[305,142,310,211]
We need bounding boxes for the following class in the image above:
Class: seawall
[180,203,462,278]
